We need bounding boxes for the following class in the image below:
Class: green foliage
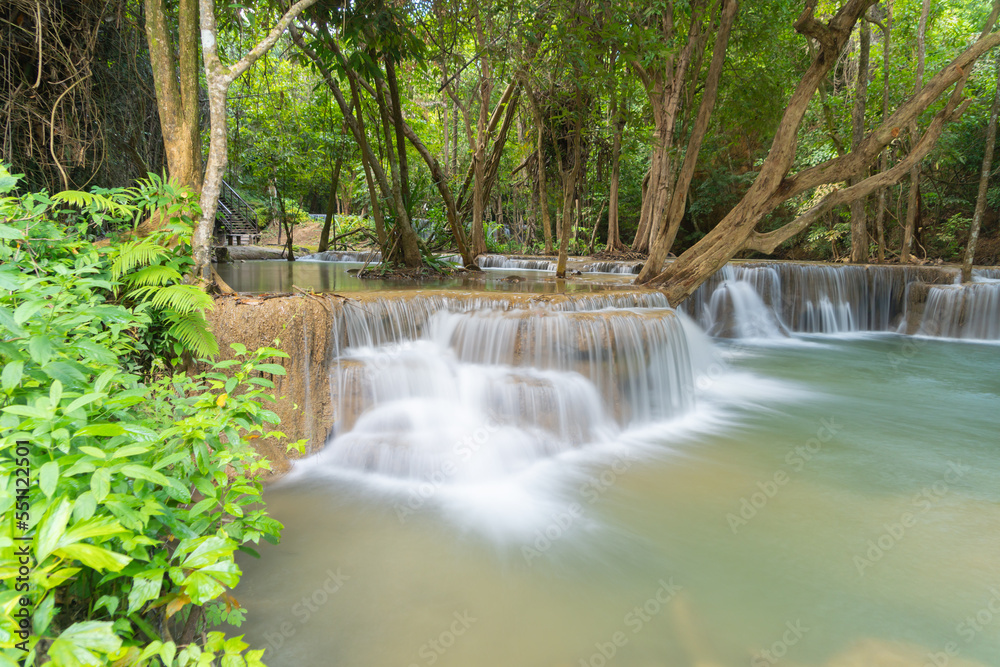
[0,168,289,665]
[930,213,971,260]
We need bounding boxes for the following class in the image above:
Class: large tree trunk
[386,55,412,212]
[629,0,709,253]
[192,0,321,281]
[607,114,624,252]
[470,10,493,257]
[962,50,1000,282]
[873,0,893,263]
[642,0,1000,305]
[637,0,738,283]
[524,85,553,254]
[556,122,583,278]
[901,0,931,263]
[374,81,423,267]
[849,17,871,263]
[144,0,201,191]
[317,158,343,252]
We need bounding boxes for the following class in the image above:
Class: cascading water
[685,262,965,337]
[580,261,642,274]
[293,291,713,488]
[477,254,557,271]
[300,249,382,263]
[919,282,1000,340]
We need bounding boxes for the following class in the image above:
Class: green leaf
[28,335,54,365]
[76,423,125,437]
[39,460,59,497]
[91,468,110,502]
[1,361,23,391]
[127,572,164,614]
[253,363,287,375]
[64,392,105,413]
[0,223,24,240]
[120,464,171,487]
[54,543,131,572]
[111,444,152,459]
[36,498,73,563]
[14,299,47,325]
[47,621,123,666]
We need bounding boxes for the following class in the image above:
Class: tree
[192,0,324,281]
[638,0,1000,305]
[145,0,202,192]
[900,0,931,263]
[849,16,871,263]
[634,0,739,282]
[963,50,1000,283]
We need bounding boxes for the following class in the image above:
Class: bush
[0,167,293,666]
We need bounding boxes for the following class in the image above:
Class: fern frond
[166,310,219,358]
[111,241,171,279]
[52,190,133,218]
[121,264,184,288]
[130,284,214,314]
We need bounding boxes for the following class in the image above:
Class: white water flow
[300,250,382,262]
[920,281,1000,340]
[301,296,713,488]
[681,263,1000,338]
[477,254,557,271]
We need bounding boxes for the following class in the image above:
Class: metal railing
[218,180,258,231]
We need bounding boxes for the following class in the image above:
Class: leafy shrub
[0,167,292,666]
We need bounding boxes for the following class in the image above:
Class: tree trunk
[901,0,931,263]
[962,50,1000,282]
[607,80,624,252]
[144,0,202,190]
[524,85,553,254]
[374,81,422,267]
[318,158,343,252]
[192,0,321,281]
[849,18,871,263]
[471,10,493,257]
[629,0,709,253]
[637,0,738,282]
[385,55,411,211]
[556,118,584,278]
[873,0,893,263]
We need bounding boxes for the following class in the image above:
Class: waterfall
[919,282,1000,340]
[685,263,959,337]
[477,255,557,271]
[300,250,382,263]
[304,291,708,482]
[581,261,642,275]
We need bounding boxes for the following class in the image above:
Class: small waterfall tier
[919,282,1000,340]
[685,263,961,337]
[477,255,557,271]
[581,261,643,275]
[300,250,382,263]
[310,291,710,481]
